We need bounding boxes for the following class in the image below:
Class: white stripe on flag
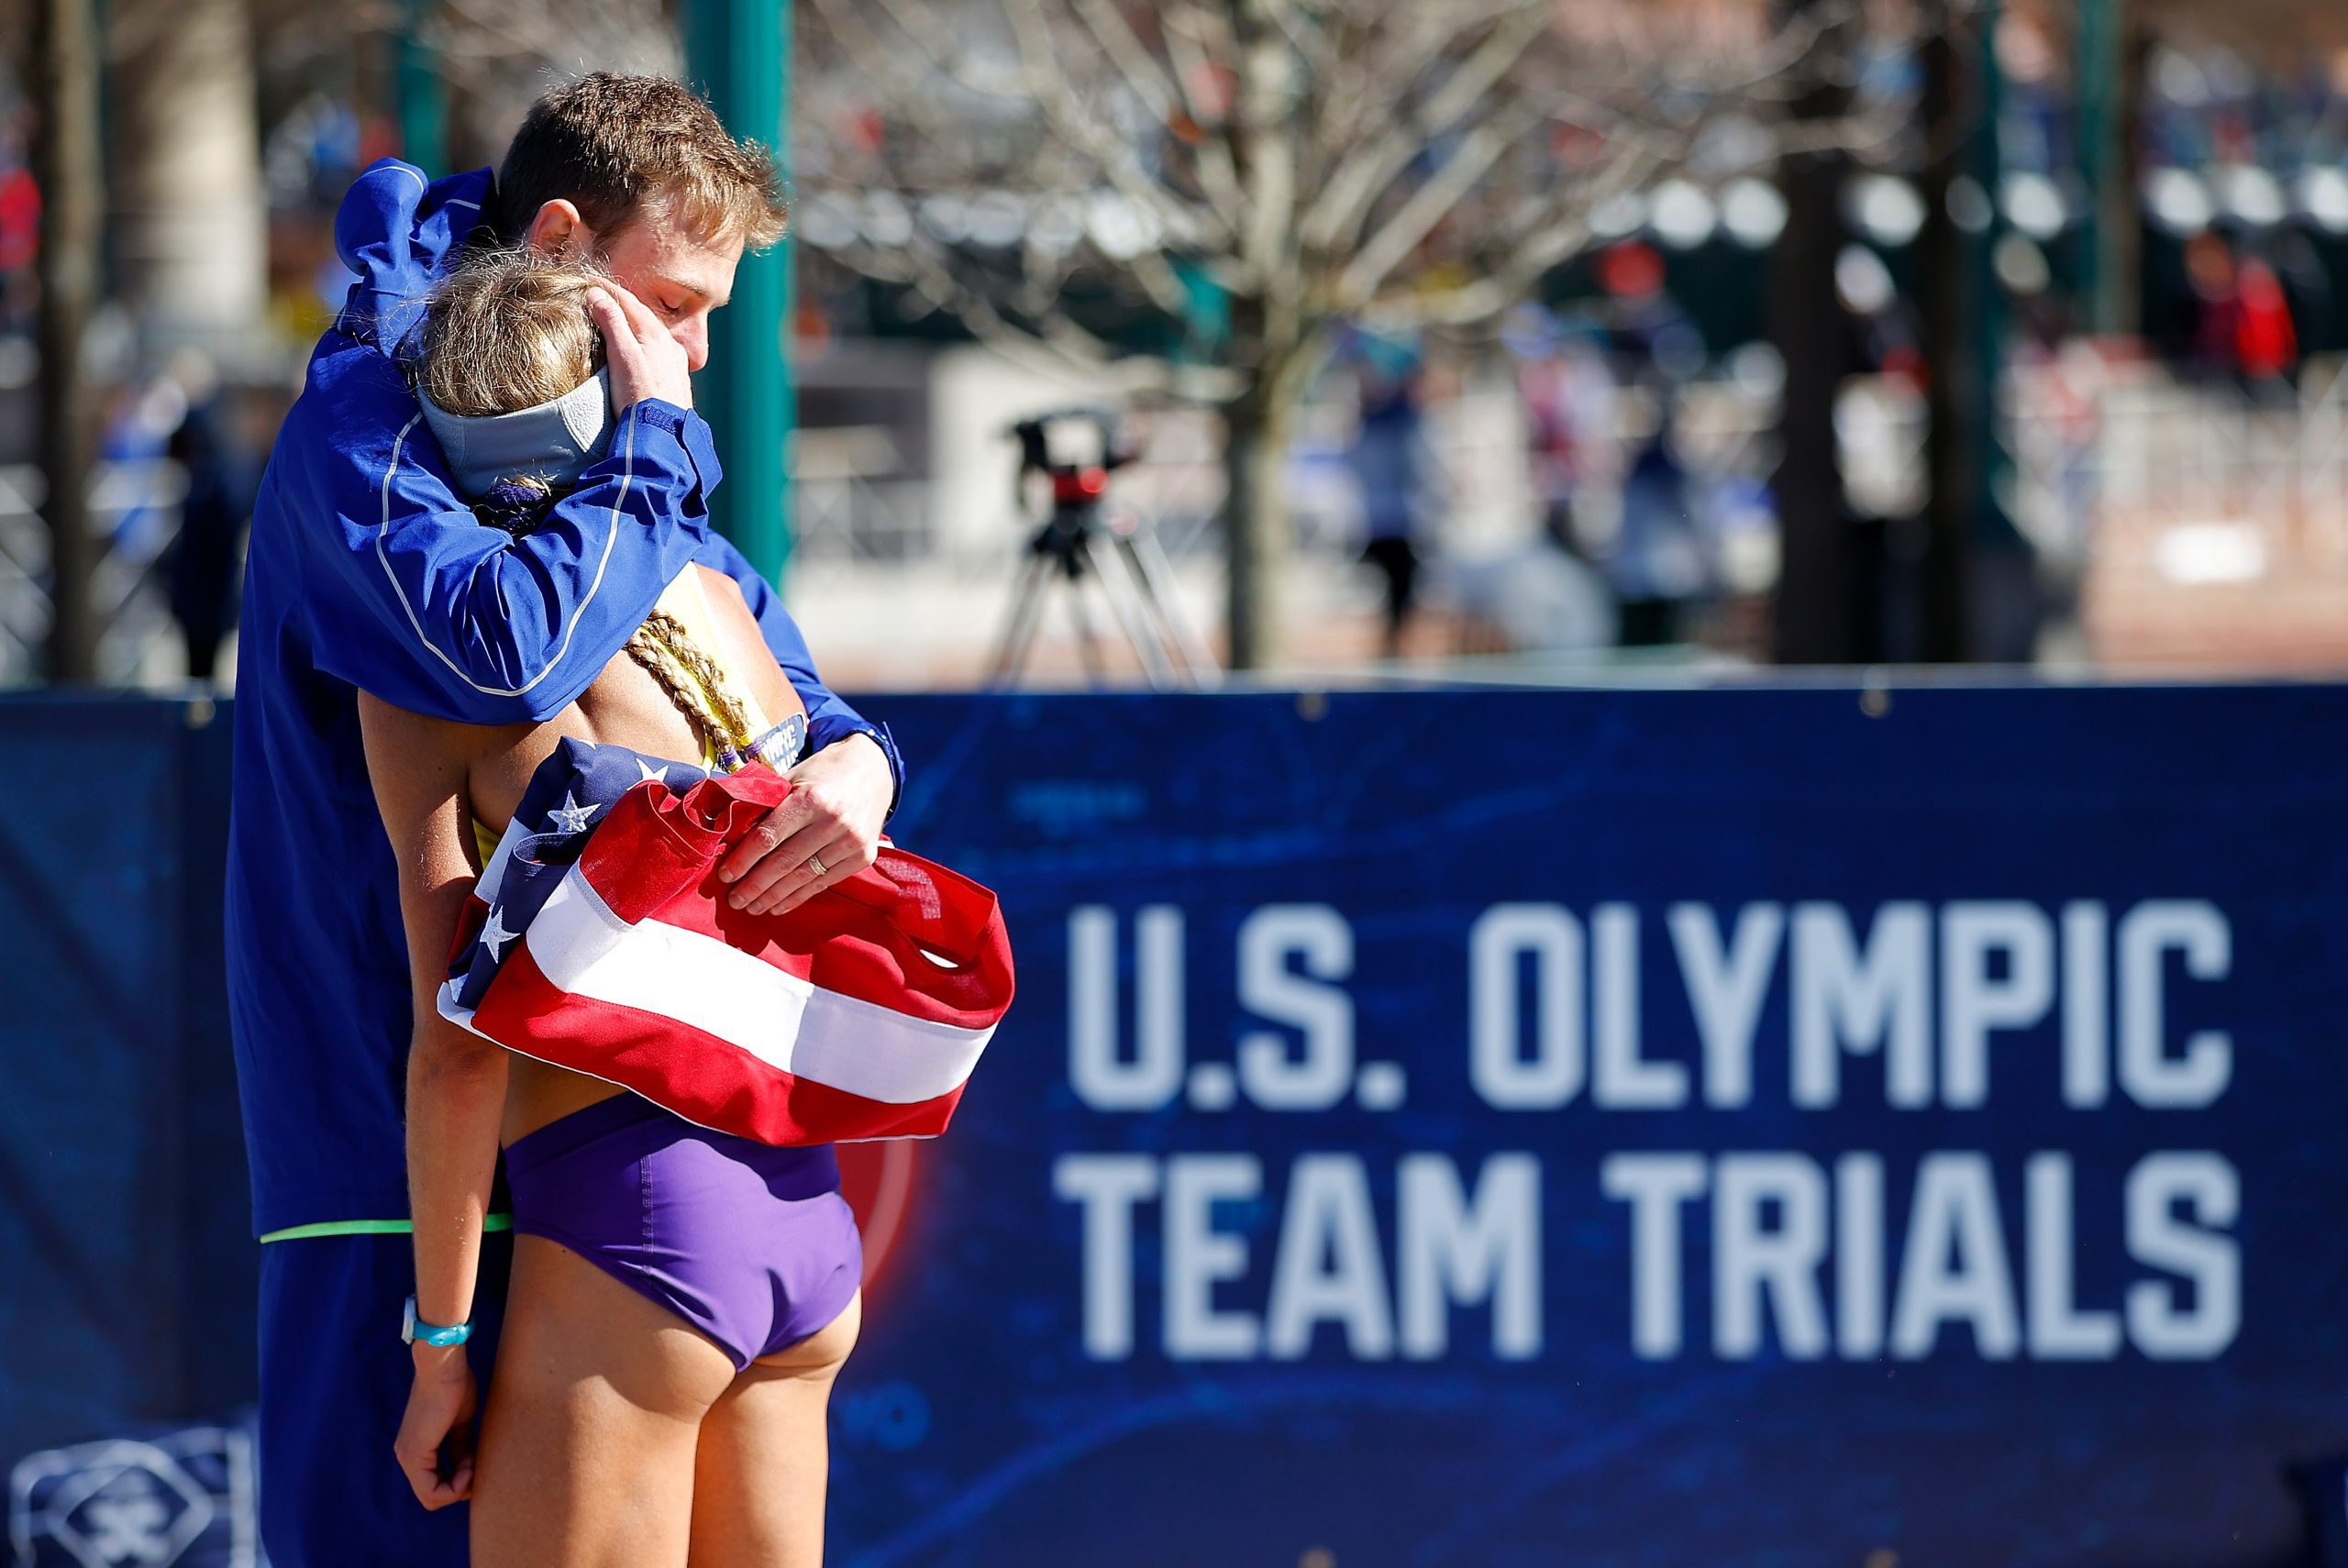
[524,867,992,1105]
[437,977,483,1034]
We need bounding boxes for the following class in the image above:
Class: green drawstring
[259,1213,514,1243]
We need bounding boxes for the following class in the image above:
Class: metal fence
[2083,356,2348,563]
[0,458,195,688]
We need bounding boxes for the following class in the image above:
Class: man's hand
[393,1348,479,1509]
[588,282,693,414]
[718,733,894,916]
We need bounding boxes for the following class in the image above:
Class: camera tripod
[988,412,1217,690]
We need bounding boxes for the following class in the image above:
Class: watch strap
[403,1294,473,1348]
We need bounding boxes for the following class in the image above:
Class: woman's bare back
[367,563,803,1144]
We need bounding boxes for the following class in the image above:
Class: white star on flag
[547,791,598,834]
[637,759,670,786]
[480,907,517,961]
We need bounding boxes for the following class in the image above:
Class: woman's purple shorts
[502,1091,862,1370]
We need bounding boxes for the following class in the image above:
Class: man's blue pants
[257,1231,510,1567]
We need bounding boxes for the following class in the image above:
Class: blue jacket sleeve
[298,351,721,724]
[694,532,905,816]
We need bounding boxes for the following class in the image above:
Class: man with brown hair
[226,73,894,1566]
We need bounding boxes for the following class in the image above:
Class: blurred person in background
[1611,428,1710,646]
[2271,229,2333,364]
[1511,304,1596,563]
[0,117,33,336]
[226,73,900,1568]
[1595,242,1711,647]
[2185,229,2245,383]
[1434,306,1615,657]
[163,368,255,686]
[1346,332,1430,659]
[2234,255,2299,395]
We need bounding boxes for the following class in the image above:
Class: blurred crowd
[5,13,2348,683]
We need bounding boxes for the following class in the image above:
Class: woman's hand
[719,733,894,916]
[394,1347,480,1509]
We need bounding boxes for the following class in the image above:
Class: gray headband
[418,368,614,498]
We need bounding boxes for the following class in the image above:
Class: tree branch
[1150,3,1251,232]
[1300,0,1550,255]
[1334,99,1540,309]
[1000,0,1226,247]
[805,0,972,145]
[1365,142,1665,330]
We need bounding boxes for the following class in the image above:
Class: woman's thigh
[474,1234,739,1568]
[686,1293,863,1568]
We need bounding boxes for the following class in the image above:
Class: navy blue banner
[0,697,252,1468]
[6,687,2348,1567]
[825,687,2348,1568]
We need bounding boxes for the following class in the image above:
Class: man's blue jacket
[225,160,897,1237]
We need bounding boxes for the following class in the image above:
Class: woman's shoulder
[685,563,765,651]
[691,562,751,612]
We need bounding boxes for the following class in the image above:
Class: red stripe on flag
[445,894,491,971]
[573,790,1015,1031]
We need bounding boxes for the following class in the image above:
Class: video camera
[1007,408,1139,514]
[990,404,1213,689]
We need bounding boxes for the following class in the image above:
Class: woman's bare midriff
[431,564,804,1147]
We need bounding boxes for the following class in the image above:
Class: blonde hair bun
[418,247,608,419]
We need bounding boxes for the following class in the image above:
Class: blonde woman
[362,248,861,1568]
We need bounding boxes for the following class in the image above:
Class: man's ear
[524,200,593,259]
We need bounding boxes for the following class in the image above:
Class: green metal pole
[394,0,447,175]
[686,0,792,586]
[2075,0,2127,335]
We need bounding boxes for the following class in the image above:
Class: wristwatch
[402,1294,472,1348]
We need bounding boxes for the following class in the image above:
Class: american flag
[438,737,1013,1145]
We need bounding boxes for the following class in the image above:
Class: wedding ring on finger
[807,853,828,880]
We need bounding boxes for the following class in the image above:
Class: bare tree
[33,0,101,683]
[798,0,1880,668]
[411,0,675,159]
[1767,0,1859,664]
[109,0,267,343]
